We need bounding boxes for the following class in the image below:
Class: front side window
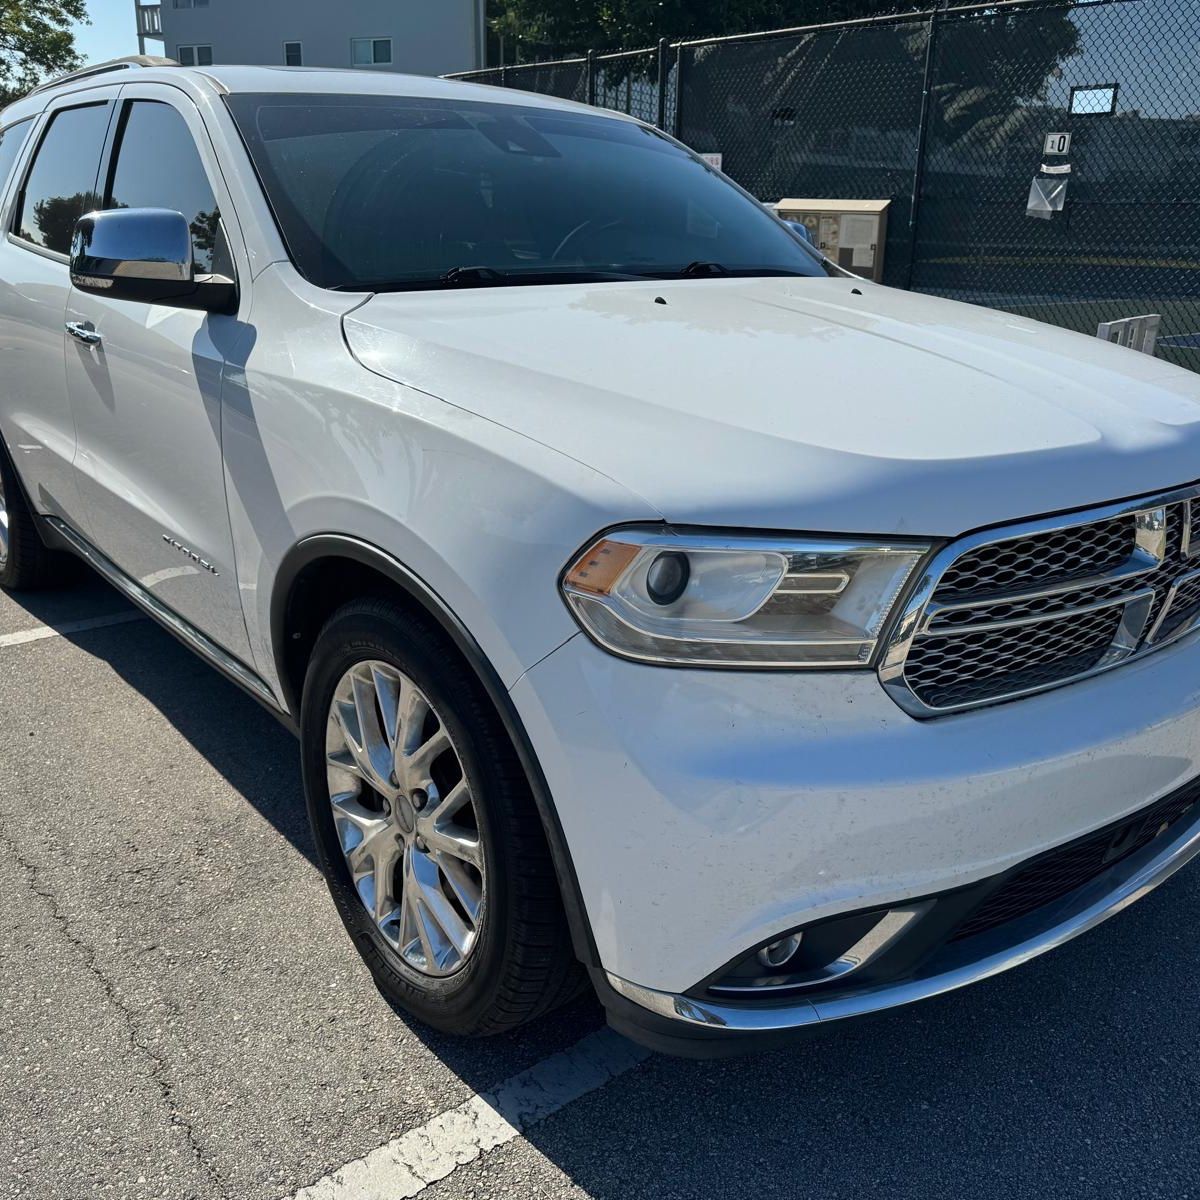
[105,100,229,276]
[225,93,834,292]
[285,41,302,67]
[177,44,214,67]
[0,119,34,201]
[15,103,110,255]
[351,38,392,66]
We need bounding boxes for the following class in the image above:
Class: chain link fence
[452,0,1200,374]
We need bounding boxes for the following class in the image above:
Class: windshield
[224,93,834,292]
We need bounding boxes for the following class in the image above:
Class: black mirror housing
[70,208,237,314]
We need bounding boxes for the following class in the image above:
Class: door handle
[65,321,102,346]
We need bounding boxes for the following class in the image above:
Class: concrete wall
[158,0,485,76]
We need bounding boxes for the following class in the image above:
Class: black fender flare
[270,533,600,967]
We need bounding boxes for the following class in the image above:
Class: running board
[45,518,284,715]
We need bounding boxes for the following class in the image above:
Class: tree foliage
[489,0,920,56]
[0,0,87,107]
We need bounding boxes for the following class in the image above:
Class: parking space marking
[0,611,146,648]
[290,1028,650,1199]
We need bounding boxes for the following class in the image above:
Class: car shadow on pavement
[18,580,318,868]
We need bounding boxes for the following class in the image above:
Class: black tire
[0,443,73,590]
[300,596,582,1036]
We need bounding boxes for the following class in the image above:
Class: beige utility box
[773,199,891,282]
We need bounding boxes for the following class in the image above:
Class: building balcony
[135,3,162,38]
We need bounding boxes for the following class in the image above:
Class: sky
[72,0,141,66]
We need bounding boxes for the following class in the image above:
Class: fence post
[586,49,597,106]
[673,43,685,139]
[904,1,946,290]
[656,38,669,130]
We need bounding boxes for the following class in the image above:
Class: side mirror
[70,208,237,314]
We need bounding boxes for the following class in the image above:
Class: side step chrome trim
[46,518,282,713]
[608,795,1200,1034]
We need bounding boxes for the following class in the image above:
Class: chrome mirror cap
[70,208,236,313]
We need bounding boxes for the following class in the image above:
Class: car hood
[343,276,1200,537]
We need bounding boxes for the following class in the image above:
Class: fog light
[757,933,802,969]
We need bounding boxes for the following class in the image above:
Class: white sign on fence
[1043,131,1072,156]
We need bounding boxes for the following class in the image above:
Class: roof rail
[28,55,178,97]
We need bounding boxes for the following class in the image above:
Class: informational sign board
[1043,131,1072,156]
[772,199,891,282]
[699,152,724,171]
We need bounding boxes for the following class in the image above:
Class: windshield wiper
[342,267,649,292]
[441,265,505,286]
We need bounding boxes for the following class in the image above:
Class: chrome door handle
[65,321,102,346]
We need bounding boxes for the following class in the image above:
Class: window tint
[225,93,833,291]
[0,119,33,198]
[106,100,229,276]
[15,104,109,256]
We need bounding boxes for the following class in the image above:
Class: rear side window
[0,119,33,199]
[15,103,110,255]
[105,100,229,276]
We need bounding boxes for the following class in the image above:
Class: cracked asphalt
[3,575,1200,1200]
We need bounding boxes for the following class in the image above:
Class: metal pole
[133,0,145,55]
[586,49,597,106]
[656,38,669,129]
[904,1,945,291]
[672,43,685,139]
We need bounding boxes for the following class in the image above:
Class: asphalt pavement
[2,574,1199,1200]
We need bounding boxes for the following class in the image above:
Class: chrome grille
[935,515,1135,598]
[880,488,1200,717]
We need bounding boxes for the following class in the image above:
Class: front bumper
[511,627,1200,1050]
[598,788,1200,1055]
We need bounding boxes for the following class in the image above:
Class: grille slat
[893,494,1200,714]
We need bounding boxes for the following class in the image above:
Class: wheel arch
[271,533,600,967]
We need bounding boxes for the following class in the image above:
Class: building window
[177,44,214,66]
[284,41,303,67]
[174,0,210,7]
[351,37,392,67]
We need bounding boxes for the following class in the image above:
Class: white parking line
[0,611,146,648]
[290,1029,651,1200]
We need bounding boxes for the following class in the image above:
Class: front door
[63,88,252,664]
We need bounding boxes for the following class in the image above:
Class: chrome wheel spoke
[435,852,484,923]
[326,659,485,978]
[422,823,483,869]
[412,853,473,959]
[401,725,451,792]
[0,471,8,566]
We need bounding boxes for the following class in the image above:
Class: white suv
[4,58,1200,1056]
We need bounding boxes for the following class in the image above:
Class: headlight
[561,527,930,667]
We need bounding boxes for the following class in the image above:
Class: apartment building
[134,0,487,76]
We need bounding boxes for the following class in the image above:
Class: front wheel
[300,597,580,1036]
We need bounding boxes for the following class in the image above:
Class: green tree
[1,0,88,107]
[489,0,920,56]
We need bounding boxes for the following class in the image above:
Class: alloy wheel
[324,660,485,976]
[0,467,9,568]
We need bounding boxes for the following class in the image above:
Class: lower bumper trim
[606,792,1200,1039]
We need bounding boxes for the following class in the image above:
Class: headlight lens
[561,527,930,667]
